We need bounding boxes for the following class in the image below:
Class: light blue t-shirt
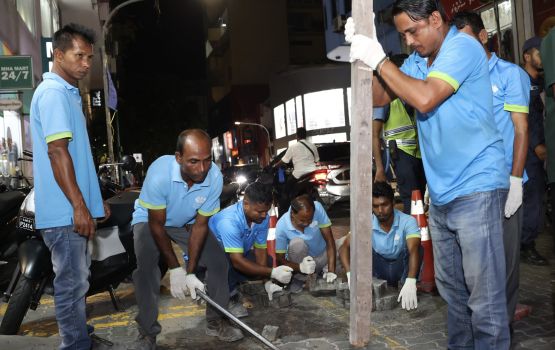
[373,209,420,260]
[131,156,222,227]
[30,72,104,229]
[489,53,530,183]
[209,200,269,255]
[275,201,331,257]
[400,27,509,205]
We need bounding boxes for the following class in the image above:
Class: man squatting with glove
[208,181,294,316]
[275,194,338,293]
[130,129,243,349]
[346,0,511,348]
[338,182,421,311]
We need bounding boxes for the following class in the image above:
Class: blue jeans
[372,249,409,287]
[429,189,510,350]
[42,225,91,350]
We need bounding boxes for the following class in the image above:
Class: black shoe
[520,247,548,266]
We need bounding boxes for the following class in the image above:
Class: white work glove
[169,267,188,300]
[344,17,386,70]
[323,272,337,283]
[346,272,351,289]
[271,265,294,284]
[504,176,523,218]
[264,281,284,301]
[397,278,418,310]
[184,273,205,300]
[299,256,316,274]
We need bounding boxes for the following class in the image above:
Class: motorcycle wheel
[0,276,37,335]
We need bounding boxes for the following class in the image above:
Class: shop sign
[441,0,486,19]
[0,56,33,90]
[0,99,23,110]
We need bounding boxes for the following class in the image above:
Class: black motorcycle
[0,156,165,335]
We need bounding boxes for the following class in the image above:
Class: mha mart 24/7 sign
[0,56,33,90]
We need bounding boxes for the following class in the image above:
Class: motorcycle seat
[0,191,26,221]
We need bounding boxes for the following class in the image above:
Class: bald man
[131,129,243,348]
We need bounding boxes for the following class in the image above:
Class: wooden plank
[349,0,374,347]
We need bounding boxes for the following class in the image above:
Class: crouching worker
[130,129,243,349]
[275,194,337,293]
[339,182,421,310]
[209,182,293,317]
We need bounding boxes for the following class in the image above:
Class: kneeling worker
[209,182,293,316]
[275,194,338,293]
[339,181,421,310]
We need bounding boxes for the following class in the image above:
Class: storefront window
[304,88,345,131]
[295,96,304,128]
[16,0,36,36]
[41,0,53,37]
[308,132,347,144]
[0,111,22,177]
[285,98,296,135]
[480,0,514,61]
[273,104,286,139]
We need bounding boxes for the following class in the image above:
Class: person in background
[274,127,319,217]
[520,36,548,266]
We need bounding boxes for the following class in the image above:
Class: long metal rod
[195,289,279,350]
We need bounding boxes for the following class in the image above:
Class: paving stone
[261,325,279,342]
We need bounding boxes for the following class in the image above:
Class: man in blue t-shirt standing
[209,182,293,316]
[339,182,421,310]
[131,130,242,348]
[453,10,531,330]
[30,24,108,350]
[347,1,510,348]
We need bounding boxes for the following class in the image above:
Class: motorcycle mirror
[121,155,136,171]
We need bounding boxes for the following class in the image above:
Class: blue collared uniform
[275,201,331,257]
[400,27,509,205]
[373,209,420,260]
[131,156,222,226]
[209,200,269,255]
[488,53,530,182]
[30,72,104,229]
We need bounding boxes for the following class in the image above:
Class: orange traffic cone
[411,189,436,293]
[267,205,278,267]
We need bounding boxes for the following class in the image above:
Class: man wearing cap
[453,10,530,329]
[521,36,548,266]
[346,1,511,348]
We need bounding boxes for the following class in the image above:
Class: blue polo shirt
[131,156,222,227]
[400,27,509,205]
[209,200,269,255]
[275,201,331,257]
[488,53,530,182]
[30,72,104,229]
[373,209,420,260]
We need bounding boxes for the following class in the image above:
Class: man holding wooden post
[347,1,510,349]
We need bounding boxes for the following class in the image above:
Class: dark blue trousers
[390,150,427,214]
[522,162,546,248]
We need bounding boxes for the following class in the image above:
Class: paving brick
[261,325,279,342]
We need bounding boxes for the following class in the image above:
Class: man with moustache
[130,129,242,349]
[346,0,510,348]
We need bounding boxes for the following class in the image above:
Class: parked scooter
[0,156,164,335]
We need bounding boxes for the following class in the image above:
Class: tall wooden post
[349,0,373,347]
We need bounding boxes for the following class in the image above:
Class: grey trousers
[287,237,328,282]
[132,223,230,337]
[503,206,523,324]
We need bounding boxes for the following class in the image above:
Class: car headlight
[236,175,247,185]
